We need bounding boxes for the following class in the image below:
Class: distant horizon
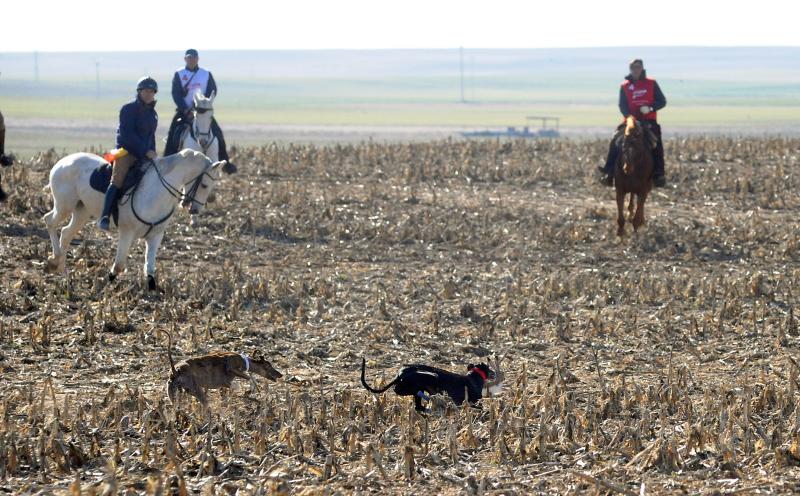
[2,45,797,154]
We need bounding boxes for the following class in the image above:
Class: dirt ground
[1,137,800,494]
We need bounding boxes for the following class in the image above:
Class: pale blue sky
[4,0,798,52]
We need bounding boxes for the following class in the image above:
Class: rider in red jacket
[599,59,667,187]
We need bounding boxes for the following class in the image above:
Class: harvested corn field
[1,137,800,494]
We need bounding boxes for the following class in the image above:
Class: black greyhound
[361,358,495,411]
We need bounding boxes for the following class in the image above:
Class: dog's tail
[156,327,177,376]
[361,358,398,394]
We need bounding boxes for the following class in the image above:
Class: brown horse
[614,116,653,236]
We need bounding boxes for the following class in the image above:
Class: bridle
[190,106,216,153]
[126,159,217,237]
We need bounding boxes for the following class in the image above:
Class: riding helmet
[136,76,158,93]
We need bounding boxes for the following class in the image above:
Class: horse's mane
[624,116,636,137]
[154,151,208,176]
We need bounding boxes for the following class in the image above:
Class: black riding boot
[163,111,185,156]
[210,119,237,173]
[97,184,119,231]
[651,124,666,187]
[598,136,620,186]
[211,118,230,162]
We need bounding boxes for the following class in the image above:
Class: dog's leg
[197,387,208,407]
[414,394,425,412]
[230,369,250,380]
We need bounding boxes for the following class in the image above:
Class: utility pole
[470,53,475,102]
[459,46,466,103]
[95,61,100,98]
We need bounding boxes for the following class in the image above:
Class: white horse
[43,149,226,290]
[179,91,236,225]
[182,91,219,160]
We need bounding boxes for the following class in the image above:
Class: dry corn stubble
[0,137,799,493]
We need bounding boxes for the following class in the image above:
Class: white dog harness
[240,353,250,372]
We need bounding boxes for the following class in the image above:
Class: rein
[128,160,215,237]
[190,112,216,153]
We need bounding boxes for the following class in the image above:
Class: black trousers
[602,121,664,177]
[163,110,230,161]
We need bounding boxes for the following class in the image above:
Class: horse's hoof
[147,275,157,292]
[221,161,237,174]
[108,272,116,282]
[0,190,7,203]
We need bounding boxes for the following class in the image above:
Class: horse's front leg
[633,192,648,232]
[628,193,635,219]
[616,190,626,237]
[144,231,165,291]
[109,229,136,281]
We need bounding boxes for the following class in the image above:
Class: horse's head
[193,90,215,113]
[192,92,215,147]
[176,149,225,215]
[622,116,645,175]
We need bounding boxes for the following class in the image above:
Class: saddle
[89,161,146,225]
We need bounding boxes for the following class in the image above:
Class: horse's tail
[361,358,398,394]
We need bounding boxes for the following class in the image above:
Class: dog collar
[470,367,487,381]
[240,353,250,372]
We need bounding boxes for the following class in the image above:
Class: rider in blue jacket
[97,77,159,230]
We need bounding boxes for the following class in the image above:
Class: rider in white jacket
[163,49,234,167]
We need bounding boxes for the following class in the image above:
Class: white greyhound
[43,149,225,290]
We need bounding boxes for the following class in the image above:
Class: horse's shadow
[0,223,49,239]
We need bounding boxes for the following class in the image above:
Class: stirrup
[599,175,613,187]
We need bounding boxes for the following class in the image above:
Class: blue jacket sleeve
[653,82,667,111]
[117,105,149,160]
[171,72,187,111]
[205,72,217,98]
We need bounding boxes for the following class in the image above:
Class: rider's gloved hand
[639,105,652,115]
